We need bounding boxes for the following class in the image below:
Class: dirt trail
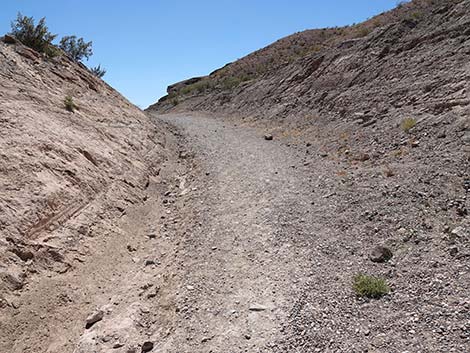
[150,113,469,353]
[154,114,316,352]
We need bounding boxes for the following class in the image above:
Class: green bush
[401,117,417,133]
[10,13,58,57]
[356,27,371,38]
[59,35,92,62]
[90,64,106,78]
[353,274,390,298]
[180,80,214,95]
[64,95,78,112]
[222,77,242,90]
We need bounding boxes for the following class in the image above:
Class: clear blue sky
[0,1,400,108]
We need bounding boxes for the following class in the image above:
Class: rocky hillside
[150,0,469,121]
[0,35,174,352]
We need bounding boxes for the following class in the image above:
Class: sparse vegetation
[353,274,390,298]
[171,97,179,106]
[222,77,243,90]
[90,65,106,78]
[9,13,106,77]
[10,13,58,57]
[401,117,417,132]
[409,11,424,21]
[356,27,372,38]
[64,95,78,112]
[180,80,214,95]
[59,35,93,62]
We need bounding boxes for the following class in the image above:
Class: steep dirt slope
[0,37,178,352]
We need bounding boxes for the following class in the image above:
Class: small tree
[10,13,58,56]
[90,64,106,78]
[59,35,93,62]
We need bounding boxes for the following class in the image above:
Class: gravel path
[156,114,315,352]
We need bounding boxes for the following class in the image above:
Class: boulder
[264,134,273,141]
[370,246,393,263]
[2,35,17,44]
[85,309,104,329]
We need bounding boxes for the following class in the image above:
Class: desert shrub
[90,64,106,78]
[180,85,193,95]
[171,97,179,106]
[356,27,371,38]
[10,13,58,56]
[409,11,424,20]
[180,80,214,95]
[353,274,390,298]
[64,95,78,112]
[59,35,92,62]
[401,117,417,132]
[222,77,242,90]
[195,80,213,93]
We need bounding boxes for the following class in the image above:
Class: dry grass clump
[401,117,417,133]
[353,274,390,298]
[64,95,78,112]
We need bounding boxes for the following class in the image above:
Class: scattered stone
[264,134,273,141]
[141,341,154,352]
[451,226,467,239]
[362,118,377,127]
[147,288,159,299]
[77,225,89,236]
[85,309,104,329]
[249,303,267,312]
[145,259,156,266]
[2,35,17,44]
[179,151,189,159]
[449,247,459,257]
[127,244,137,252]
[0,272,25,291]
[370,246,393,263]
[102,335,113,343]
[12,248,34,262]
